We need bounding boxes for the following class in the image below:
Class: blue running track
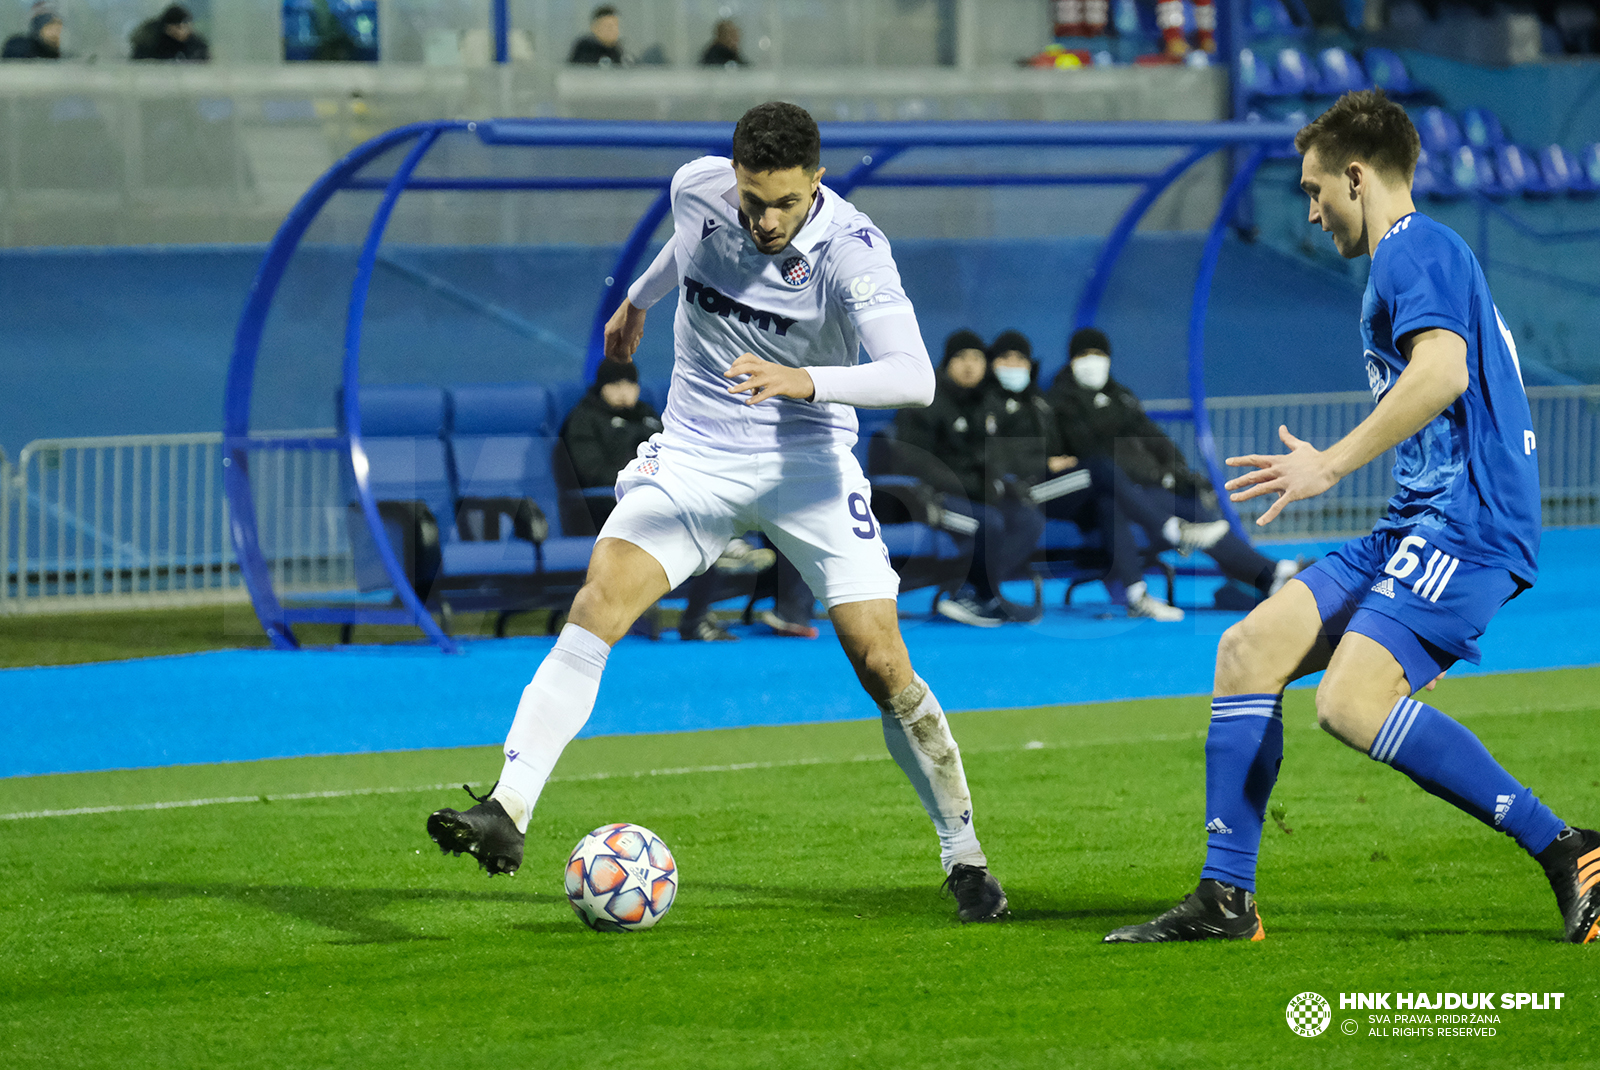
[3,530,1597,778]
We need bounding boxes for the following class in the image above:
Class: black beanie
[1069,327,1112,360]
[942,329,986,366]
[988,329,1032,361]
[595,360,639,387]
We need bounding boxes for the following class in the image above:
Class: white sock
[491,623,611,833]
[879,675,986,872]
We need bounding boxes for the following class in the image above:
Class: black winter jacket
[130,21,211,60]
[560,392,662,488]
[982,384,1067,498]
[891,375,993,501]
[1047,373,1202,497]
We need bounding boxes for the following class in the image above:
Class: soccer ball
[565,823,678,932]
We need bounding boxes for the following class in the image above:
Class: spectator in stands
[569,5,625,65]
[2,10,61,59]
[983,330,1193,623]
[1048,327,1304,602]
[560,361,775,641]
[130,5,209,61]
[700,19,746,66]
[890,330,1046,627]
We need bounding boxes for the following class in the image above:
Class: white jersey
[654,156,919,453]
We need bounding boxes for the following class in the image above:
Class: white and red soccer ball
[565,823,678,932]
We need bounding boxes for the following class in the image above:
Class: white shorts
[602,435,901,609]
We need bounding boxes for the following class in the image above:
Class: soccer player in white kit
[427,102,1008,922]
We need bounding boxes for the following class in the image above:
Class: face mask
[1072,354,1110,391]
[994,365,1031,393]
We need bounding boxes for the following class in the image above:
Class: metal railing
[1148,385,1600,537]
[1,430,349,613]
[4,388,1597,612]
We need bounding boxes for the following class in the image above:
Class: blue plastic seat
[1412,147,1448,198]
[1417,107,1463,155]
[1249,0,1301,35]
[1316,47,1369,94]
[1485,145,1531,199]
[1576,145,1600,196]
[1460,108,1508,150]
[346,384,456,527]
[1273,48,1316,96]
[1238,49,1279,96]
[1448,145,1493,196]
[1362,47,1414,94]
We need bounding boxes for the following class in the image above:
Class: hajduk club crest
[781,256,811,286]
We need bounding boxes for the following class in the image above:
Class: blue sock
[1200,694,1283,893]
[1371,697,1565,856]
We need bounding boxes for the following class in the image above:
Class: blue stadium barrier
[225,119,1298,652]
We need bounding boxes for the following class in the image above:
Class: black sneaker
[426,784,524,877]
[936,595,1005,628]
[681,617,737,642]
[1535,826,1600,944]
[1102,878,1265,943]
[942,863,1009,922]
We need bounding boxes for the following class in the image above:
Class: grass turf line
[1,668,1596,1068]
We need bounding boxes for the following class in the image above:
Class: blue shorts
[1297,530,1527,693]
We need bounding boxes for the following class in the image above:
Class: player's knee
[1215,618,1270,694]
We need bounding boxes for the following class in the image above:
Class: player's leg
[426,536,673,875]
[829,597,1006,921]
[429,450,737,875]
[1104,578,1332,942]
[757,448,1005,920]
[1319,617,1596,942]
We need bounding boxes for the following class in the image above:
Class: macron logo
[1371,577,1395,599]
[1494,794,1515,826]
[701,218,720,241]
[505,749,520,763]
[1206,818,1234,835]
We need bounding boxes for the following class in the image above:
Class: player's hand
[1047,455,1078,473]
[1224,425,1338,527]
[724,353,815,405]
[1424,671,1445,692]
[603,299,647,363]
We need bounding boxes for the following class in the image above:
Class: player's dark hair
[732,102,821,174]
[1294,89,1420,183]
[590,5,617,21]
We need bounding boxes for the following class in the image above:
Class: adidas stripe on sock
[1199,693,1284,893]
[1371,697,1565,856]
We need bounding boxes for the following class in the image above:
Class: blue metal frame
[225,118,1296,651]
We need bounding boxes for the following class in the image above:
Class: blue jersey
[1361,212,1540,584]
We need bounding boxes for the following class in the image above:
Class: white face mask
[1072,354,1110,391]
[994,365,1031,393]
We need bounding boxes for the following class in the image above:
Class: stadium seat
[1362,47,1415,94]
[1483,145,1533,199]
[1497,145,1548,198]
[1417,107,1463,155]
[439,383,593,618]
[1576,145,1600,196]
[1238,49,1279,97]
[1448,145,1495,196]
[339,384,457,597]
[1316,47,1369,94]
[1272,48,1317,96]
[1460,108,1508,150]
[1249,0,1302,35]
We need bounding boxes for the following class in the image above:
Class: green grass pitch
[2,667,1596,1068]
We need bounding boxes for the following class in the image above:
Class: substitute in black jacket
[1048,327,1301,600]
[130,5,210,61]
[985,330,1192,623]
[886,330,1040,626]
[560,363,786,641]
[2,12,61,59]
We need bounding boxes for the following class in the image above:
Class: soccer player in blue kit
[1105,91,1600,944]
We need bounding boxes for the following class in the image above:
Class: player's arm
[724,313,936,408]
[603,235,681,363]
[1226,328,1468,526]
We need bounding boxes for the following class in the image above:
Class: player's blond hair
[1294,90,1421,183]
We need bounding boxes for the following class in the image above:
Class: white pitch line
[0,729,1217,822]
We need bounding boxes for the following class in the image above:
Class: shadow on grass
[691,881,1176,928]
[97,882,559,945]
